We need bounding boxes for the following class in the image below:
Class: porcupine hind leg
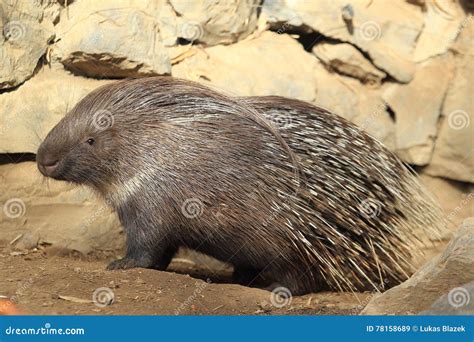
[264,266,322,296]
[233,265,272,287]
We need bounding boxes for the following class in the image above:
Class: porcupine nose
[43,159,59,174]
[37,154,59,176]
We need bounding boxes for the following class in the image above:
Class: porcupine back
[242,95,445,292]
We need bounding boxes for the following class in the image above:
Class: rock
[13,232,40,251]
[426,114,474,183]
[407,0,426,6]
[420,281,474,315]
[262,0,423,82]
[0,0,59,89]
[261,0,305,29]
[313,42,386,85]
[349,84,395,150]
[311,64,360,121]
[424,27,474,182]
[0,64,109,154]
[361,219,474,315]
[414,1,466,62]
[153,1,181,47]
[173,31,318,102]
[54,0,171,78]
[173,31,359,120]
[169,0,259,45]
[383,56,454,165]
[0,162,124,255]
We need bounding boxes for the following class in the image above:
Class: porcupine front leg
[107,207,177,270]
[107,241,177,270]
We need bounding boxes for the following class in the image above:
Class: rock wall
[0,0,472,257]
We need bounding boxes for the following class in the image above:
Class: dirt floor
[0,247,374,315]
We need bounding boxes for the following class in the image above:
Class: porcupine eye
[86,138,95,145]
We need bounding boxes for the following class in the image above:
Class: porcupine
[36,77,445,295]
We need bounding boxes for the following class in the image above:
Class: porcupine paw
[106,257,151,270]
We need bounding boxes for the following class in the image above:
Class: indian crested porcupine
[37,77,445,295]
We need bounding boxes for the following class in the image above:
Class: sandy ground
[0,247,373,315]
